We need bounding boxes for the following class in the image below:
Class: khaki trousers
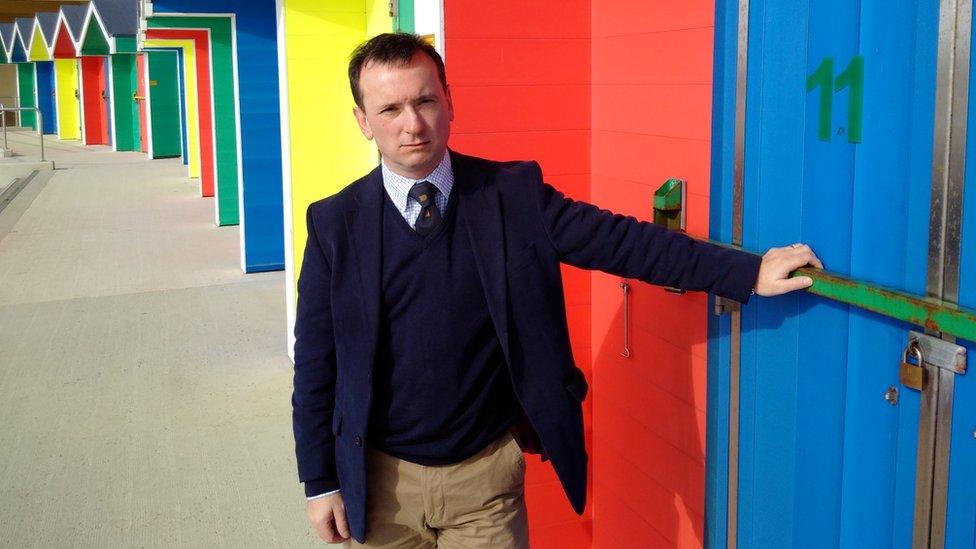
[344,431,529,548]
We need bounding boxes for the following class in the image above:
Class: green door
[146,51,181,159]
[110,54,140,151]
[16,63,36,130]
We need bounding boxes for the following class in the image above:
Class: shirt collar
[381,150,454,214]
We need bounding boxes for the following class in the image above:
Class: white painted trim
[144,52,154,158]
[176,51,185,160]
[108,55,118,151]
[32,62,39,129]
[438,0,445,60]
[227,14,247,271]
[13,62,19,124]
[275,0,296,361]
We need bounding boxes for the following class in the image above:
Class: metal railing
[649,179,976,343]
[0,105,45,162]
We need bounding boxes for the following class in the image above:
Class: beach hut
[31,13,63,137]
[81,0,142,151]
[143,0,286,270]
[52,5,108,145]
[25,13,84,141]
[12,19,37,130]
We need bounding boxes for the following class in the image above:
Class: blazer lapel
[344,167,384,370]
[454,152,512,361]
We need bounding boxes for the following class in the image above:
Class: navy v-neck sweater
[366,187,519,464]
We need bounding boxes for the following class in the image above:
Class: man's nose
[402,107,426,134]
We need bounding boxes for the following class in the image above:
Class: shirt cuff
[307,489,341,501]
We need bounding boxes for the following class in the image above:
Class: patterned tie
[408,181,441,236]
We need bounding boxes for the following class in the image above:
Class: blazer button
[354,436,363,447]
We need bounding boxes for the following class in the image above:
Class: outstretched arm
[531,165,821,300]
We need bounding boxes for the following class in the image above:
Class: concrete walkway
[0,131,320,547]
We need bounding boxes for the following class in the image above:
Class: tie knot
[408,181,437,207]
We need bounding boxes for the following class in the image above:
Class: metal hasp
[916,0,972,543]
[652,178,688,295]
[620,281,632,358]
[788,266,976,343]
[653,178,686,231]
[909,331,967,374]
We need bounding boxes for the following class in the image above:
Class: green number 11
[806,55,864,143]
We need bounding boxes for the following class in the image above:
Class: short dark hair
[348,33,448,109]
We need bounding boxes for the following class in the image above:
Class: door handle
[133,93,145,101]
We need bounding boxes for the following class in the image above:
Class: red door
[136,53,148,153]
[80,56,109,145]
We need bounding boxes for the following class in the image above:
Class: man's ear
[353,106,374,140]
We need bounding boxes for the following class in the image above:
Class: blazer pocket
[332,411,343,437]
[506,242,539,273]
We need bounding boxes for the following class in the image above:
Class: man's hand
[307,493,350,544]
[755,243,824,297]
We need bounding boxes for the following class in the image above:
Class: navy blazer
[292,150,761,542]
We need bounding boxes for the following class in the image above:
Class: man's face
[353,52,454,179]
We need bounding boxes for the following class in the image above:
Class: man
[293,33,822,547]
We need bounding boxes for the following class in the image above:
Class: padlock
[899,340,926,390]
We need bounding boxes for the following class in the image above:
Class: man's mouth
[401,141,429,148]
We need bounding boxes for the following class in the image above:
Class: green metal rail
[703,242,976,343]
[650,179,976,342]
[790,267,976,343]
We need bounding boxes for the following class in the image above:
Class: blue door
[35,61,57,135]
[708,0,976,546]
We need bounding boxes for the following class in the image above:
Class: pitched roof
[0,24,14,54]
[15,18,35,49]
[62,5,90,42]
[36,13,60,46]
[91,0,138,37]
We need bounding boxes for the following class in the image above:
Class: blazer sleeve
[292,204,340,496]
[530,162,761,303]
